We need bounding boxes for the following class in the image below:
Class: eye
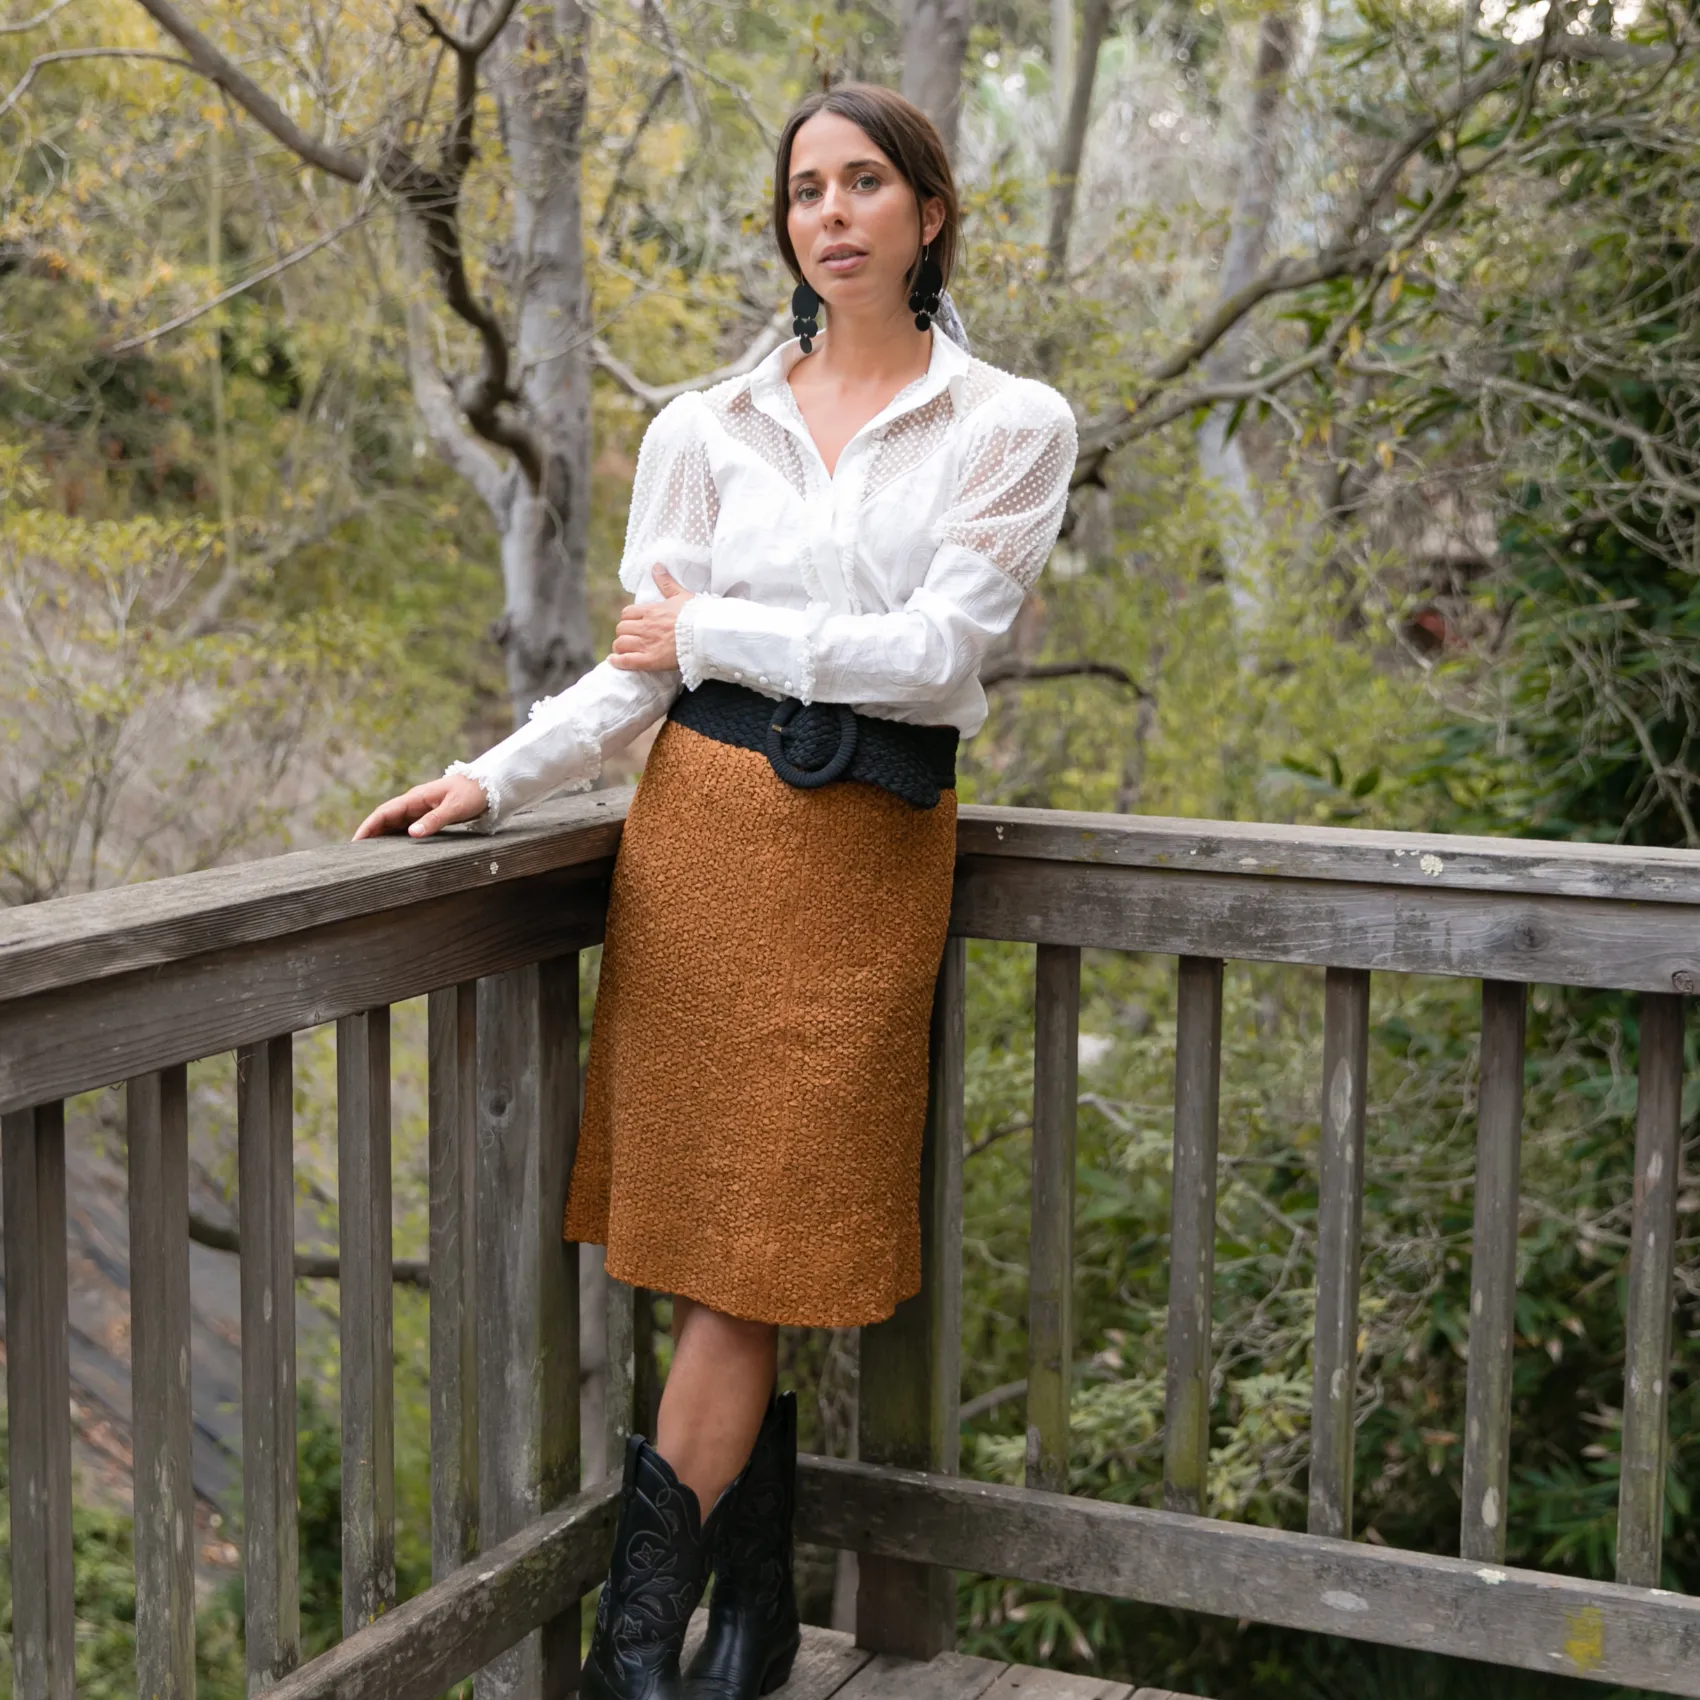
[793,183,820,203]
[853,172,881,191]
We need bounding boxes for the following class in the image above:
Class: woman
[356,82,1077,1700]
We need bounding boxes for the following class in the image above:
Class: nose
[814,182,851,226]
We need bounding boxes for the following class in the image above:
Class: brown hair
[772,83,962,295]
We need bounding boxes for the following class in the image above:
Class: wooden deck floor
[682,1621,1202,1700]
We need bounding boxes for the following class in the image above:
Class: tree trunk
[1194,9,1296,621]
[1045,0,1113,280]
[481,3,596,725]
[901,0,973,157]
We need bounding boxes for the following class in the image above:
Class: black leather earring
[791,279,822,353]
[908,243,943,332]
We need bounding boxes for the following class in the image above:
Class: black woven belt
[667,679,959,809]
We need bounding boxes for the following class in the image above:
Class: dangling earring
[791,280,821,353]
[908,243,943,332]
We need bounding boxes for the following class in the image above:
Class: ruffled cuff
[678,595,829,702]
[443,760,500,835]
[443,698,602,832]
[673,594,713,691]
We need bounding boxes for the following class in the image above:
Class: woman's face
[785,111,944,322]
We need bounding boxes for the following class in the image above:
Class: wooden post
[1617,992,1684,1588]
[2,1101,75,1700]
[1460,982,1524,1564]
[1163,956,1223,1517]
[128,1065,196,1700]
[476,957,582,1700]
[429,983,480,1581]
[1308,967,1370,1540]
[857,936,965,1659]
[238,1036,301,1690]
[1028,944,1080,1494]
[339,1007,396,1635]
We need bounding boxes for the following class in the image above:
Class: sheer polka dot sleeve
[617,393,720,595]
[936,378,1077,591]
[675,378,1077,710]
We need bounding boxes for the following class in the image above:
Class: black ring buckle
[765,697,859,789]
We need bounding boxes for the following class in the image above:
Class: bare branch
[598,68,679,235]
[1,46,192,120]
[981,658,1149,695]
[188,1209,430,1289]
[109,207,374,352]
[130,0,369,182]
[1071,29,1686,483]
[0,0,73,34]
[591,309,789,408]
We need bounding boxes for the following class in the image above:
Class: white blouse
[449,328,1079,829]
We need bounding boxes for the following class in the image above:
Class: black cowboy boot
[585,1434,720,1700]
[683,1390,802,1700]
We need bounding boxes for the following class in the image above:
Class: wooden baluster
[1308,967,1370,1540]
[429,983,480,1581]
[476,957,581,1700]
[858,935,965,1660]
[1617,992,1685,1589]
[339,1007,396,1635]
[1460,982,1525,1564]
[1164,956,1224,1517]
[1028,944,1080,1494]
[128,1065,196,1700]
[2,1102,75,1700]
[238,1035,301,1690]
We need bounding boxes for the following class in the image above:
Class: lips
[819,245,868,273]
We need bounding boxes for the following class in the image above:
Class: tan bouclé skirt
[562,717,957,1327]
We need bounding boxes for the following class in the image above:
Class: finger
[652,566,681,594]
[353,796,411,840]
[408,805,452,838]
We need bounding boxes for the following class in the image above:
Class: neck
[809,298,931,385]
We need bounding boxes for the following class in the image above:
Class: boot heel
[758,1650,797,1696]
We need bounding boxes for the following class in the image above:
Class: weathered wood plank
[949,857,1700,994]
[680,1619,873,1700]
[979,1665,1131,1700]
[255,1480,619,1700]
[858,937,966,1662]
[0,871,608,1116]
[1460,982,1524,1566]
[2,791,628,1005]
[429,983,479,1582]
[1163,957,1223,1518]
[834,1652,1006,1700]
[796,1455,1700,1692]
[339,1008,396,1636]
[21,795,1700,1012]
[476,958,582,1700]
[1308,968,1370,1541]
[1617,992,1685,1589]
[2,1102,75,1700]
[128,1065,196,1700]
[1028,944,1079,1495]
[954,805,1700,906]
[239,1035,302,1691]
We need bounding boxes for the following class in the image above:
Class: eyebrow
[788,158,889,184]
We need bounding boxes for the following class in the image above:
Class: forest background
[3,0,1700,1694]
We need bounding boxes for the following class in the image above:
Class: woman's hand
[352,773,488,841]
[609,565,695,671]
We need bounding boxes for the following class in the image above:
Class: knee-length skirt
[562,716,958,1327]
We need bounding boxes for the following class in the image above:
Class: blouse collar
[746,326,973,437]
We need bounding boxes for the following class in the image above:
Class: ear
[919,195,946,248]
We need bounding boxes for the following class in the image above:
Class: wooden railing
[4,794,1700,1698]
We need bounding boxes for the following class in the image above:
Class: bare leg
[656,1293,777,1522]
